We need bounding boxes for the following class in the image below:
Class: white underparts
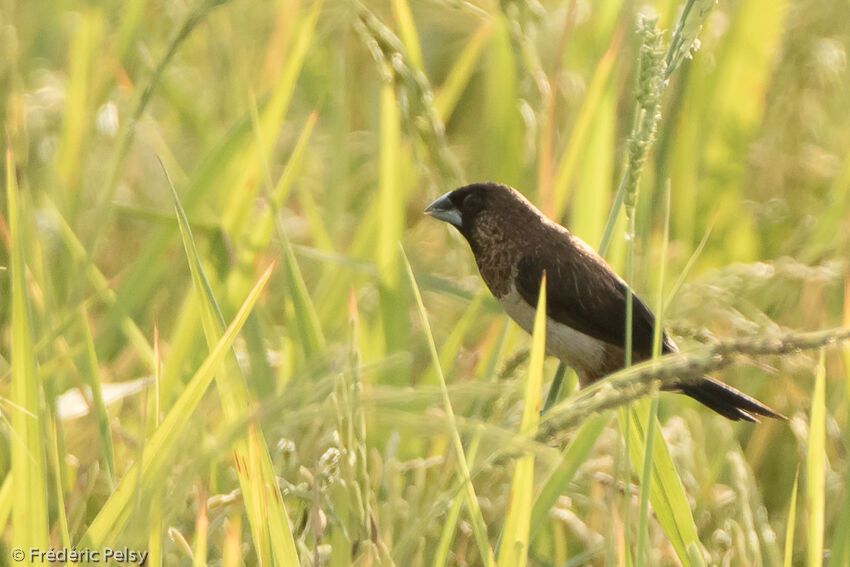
[498,282,607,379]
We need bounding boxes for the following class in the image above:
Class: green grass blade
[115,0,148,62]
[621,403,705,567]
[390,0,423,69]
[807,350,826,567]
[827,337,850,567]
[222,0,322,237]
[568,82,616,247]
[551,32,621,220]
[783,469,799,567]
[374,85,411,366]
[636,181,671,567]
[245,99,325,358]
[280,225,326,357]
[435,21,492,122]
[826,472,850,567]
[498,274,547,567]
[541,362,568,413]
[166,164,300,566]
[49,198,156,370]
[635,396,659,567]
[483,13,521,187]
[99,0,320,358]
[79,305,117,485]
[49,416,72,549]
[529,413,610,540]
[421,291,484,385]
[80,262,274,548]
[665,0,716,78]
[663,214,716,313]
[402,247,494,566]
[7,146,50,553]
[433,434,481,567]
[84,0,227,285]
[55,9,103,220]
[0,473,13,531]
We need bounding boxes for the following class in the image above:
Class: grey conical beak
[424,192,462,228]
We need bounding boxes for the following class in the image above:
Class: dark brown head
[424,182,544,251]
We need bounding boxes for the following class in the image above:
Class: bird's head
[424,182,540,244]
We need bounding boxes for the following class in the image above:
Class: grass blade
[498,274,547,567]
[636,181,671,567]
[421,291,484,385]
[634,396,659,567]
[826,470,850,567]
[7,145,50,553]
[47,199,156,369]
[280,219,326,358]
[433,435,481,567]
[390,0,423,69]
[192,489,209,567]
[483,13,521,187]
[166,163,300,566]
[402,247,494,566]
[622,404,705,567]
[0,473,13,531]
[807,350,826,567]
[827,333,850,567]
[783,469,799,567]
[79,305,117,485]
[550,30,622,220]
[529,413,610,541]
[377,85,409,362]
[435,21,492,122]
[81,261,274,548]
[222,0,322,237]
[48,416,72,549]
[246,100,325,358]
[99,0,320,358]
[55,9,103,221]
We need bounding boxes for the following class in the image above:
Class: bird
[424,182,785,422]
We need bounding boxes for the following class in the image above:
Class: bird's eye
[462,192,484,212]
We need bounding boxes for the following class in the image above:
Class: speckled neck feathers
[459,186,556,297]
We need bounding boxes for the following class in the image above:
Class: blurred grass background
[1,0,849,565]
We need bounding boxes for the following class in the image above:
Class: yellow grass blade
[167,164,300,566]
[0,473,13,532]
[783,469,799,567]
[49,199,156,369]
[391,0,423,70]
[56,9,103,220]
[529,413,610,540]
[621,403,705,567]
[80,263,273,548]
[498,275,546,567]
[435,21,492,122]
[551,30,622,220]
[221,0,322,237]
[402,247,494,566]
[806,350,826,567]
[246,98,325,359]
[376,85,411,363]
[7,145,50,553]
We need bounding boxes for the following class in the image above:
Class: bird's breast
[497,282,613,384]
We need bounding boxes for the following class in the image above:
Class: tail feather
[672,376,786,422]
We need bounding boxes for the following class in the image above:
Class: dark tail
[672,376,787,422]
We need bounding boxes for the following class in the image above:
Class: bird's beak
[424,192,462,228]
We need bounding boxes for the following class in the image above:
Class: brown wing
[514,244,675,356]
